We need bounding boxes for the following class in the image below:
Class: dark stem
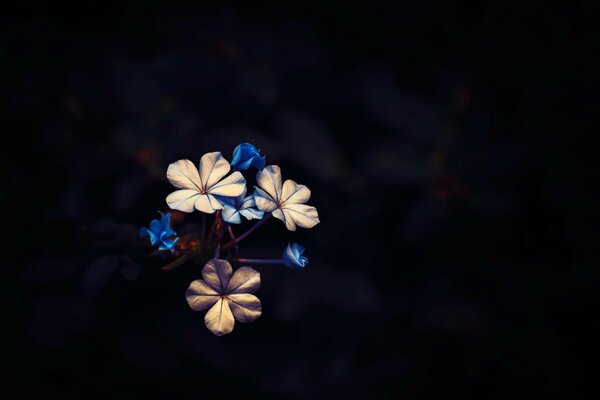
[213,211,226,258]
[227,226,240,255]
[221,213,271,251]
[230,258,283,265]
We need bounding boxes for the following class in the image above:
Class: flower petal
[186,280,220,311]
[228,294,262,323]
[204,298,235,336]
[240,194,256,209]
[226,266,260,294]
[238,208,264,220]
[208,171,246,196]
[272,208,297,231]
[282,243,308,269]
[199,152,231,191]
[281,180,311,205]
[166,159,202,191]
[139,227,158,245]
[283,204,320,229]
[253,187,278,212]
[202,258,233,293]
[166,190,201,213]
[194,193,223,214]
[149,218,163,234]
[256,165,282,203]
[221,206,242,224]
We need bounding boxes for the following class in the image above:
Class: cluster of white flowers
[166,151,319,231]
[140,145,319,336]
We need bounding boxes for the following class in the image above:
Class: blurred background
[5,1,598,398]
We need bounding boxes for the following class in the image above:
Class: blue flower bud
[231,143,266,170]
[282,243,309,269]
[139,211,179,253]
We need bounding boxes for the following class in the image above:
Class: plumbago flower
[231,143,265,170]
[166,152,246,213]
[137,144,318,335]
[282,243,308,269]
[186,259,261,336]
[217,187,264,224]
[254,165,320,231]
[139,212,179,253]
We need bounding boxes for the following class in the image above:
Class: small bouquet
[139,143,319,335]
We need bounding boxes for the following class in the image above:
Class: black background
[5,1,598,398]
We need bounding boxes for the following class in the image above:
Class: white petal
[240,194,256,209]
[194,193,223,214]
[239,208,264,220]
[185,280,220,311]
[202,258,233,293]
[204,298,235,336]
[221,206,241,224]
[166,159,203,191]
[208,171,246,196]
[199,152,230,191]
[226,266,260,294]
[166,190,201,213]
[228,294,262,323]
[272,208,297,231]
[256,165,282,203]
[239,195,264,220]
[282,204,320,230]
[281,180,311,205]
[254,187,278,212]
[237,186,248,204]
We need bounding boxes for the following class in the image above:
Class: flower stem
[230,258,283,265]
[228,226,240,255]
[213,210,225,258]
[221,214,271,251]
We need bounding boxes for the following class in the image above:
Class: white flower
[253,165,320,231]
[218,187,265,224]
[186,258,262,336]
[166,152,246,214]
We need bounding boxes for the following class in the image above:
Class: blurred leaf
[120,262,141,281]
[80,254,122,298]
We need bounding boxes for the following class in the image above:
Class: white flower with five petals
[166,152,246,214]
[253,165,320,231]
[186,258,262,336]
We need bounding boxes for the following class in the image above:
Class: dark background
[5,1,598,398]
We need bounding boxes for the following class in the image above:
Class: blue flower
[139,212,179,253]
[218,187,264,224]
[282,243,309,269]
[231,143,266,170]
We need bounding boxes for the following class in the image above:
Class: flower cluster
[139,143,319,335]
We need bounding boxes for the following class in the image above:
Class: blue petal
[250,155,266,170]
[231,143,265,170]
[149,218,163,235]
[140,227,158,246]
[298,256,309,267]
[291,243,305,258]
[222,205,242,224]
[282,243,308,269]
